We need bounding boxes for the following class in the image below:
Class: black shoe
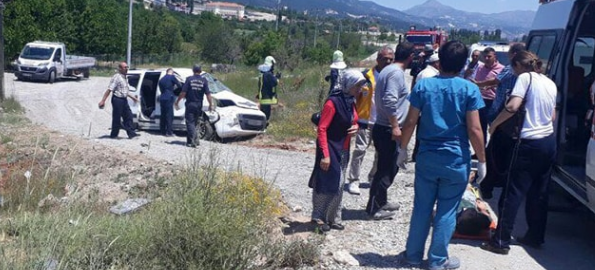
[311,219,330,233]
[128,133,140,139]
[186,143,197,148]
[516,236,543,249]
[380,202,400,212]
[480,242,510,255]
[329,223,345,230]
[369,210,395,220]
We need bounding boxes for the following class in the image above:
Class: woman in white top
[481,51,557,255]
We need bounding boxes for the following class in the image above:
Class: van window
[54,48,62,61]
[527,34,557,73]
[573,37,595,76]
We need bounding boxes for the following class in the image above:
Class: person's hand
[98,101,105,109]
[208,105,215,112]
[397,147,408,170]
[320,157,330,171]
[488,124,497,135]
[391,126,402,141]
[476,162,487,185]
[347,124,358,135]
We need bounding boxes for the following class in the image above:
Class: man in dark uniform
[158,68,182,137]
[98,62,139,139]
[175,64,213,148]
[257,56,279,122]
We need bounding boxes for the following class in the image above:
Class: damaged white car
[126,68,266,140]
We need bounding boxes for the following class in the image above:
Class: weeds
[0,151,321,270]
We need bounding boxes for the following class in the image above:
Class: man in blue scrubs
[396,40,487,270]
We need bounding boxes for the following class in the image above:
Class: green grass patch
[0,151,321,269]
[0,97,28,125]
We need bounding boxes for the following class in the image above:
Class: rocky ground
[3,73,595,269]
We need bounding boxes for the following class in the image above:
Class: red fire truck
[405,26,449,51]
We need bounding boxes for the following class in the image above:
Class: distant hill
[223,0,425,31]
[222,0,535,38]
[403,0,536,38]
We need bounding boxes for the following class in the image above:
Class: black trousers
[110,96,136,138]
[366,124,400,214]
[479,99,493,145]
[260,104,271,121]
[159,97,175,135]
[490,134,556,249]
[185,102,202,144]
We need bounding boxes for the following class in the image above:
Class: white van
[528,0,595,213]
[126,68,267,140]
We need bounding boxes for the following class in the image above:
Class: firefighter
[257,56,280,124]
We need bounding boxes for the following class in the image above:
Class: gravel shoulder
[5,73,595,269]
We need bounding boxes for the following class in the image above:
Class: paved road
[5,73,595,269]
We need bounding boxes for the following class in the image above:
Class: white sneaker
[347,182,361,195]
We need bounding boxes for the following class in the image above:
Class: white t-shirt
[510,72,557,139]
[416,64,440,82]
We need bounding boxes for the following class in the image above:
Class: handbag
[311,111,321,126]
[497,73,532,140]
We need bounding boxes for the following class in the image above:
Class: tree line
[3,0,377,70]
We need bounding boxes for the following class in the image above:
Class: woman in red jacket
[309,69,365,232]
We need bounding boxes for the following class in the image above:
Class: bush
[0,151,319,270]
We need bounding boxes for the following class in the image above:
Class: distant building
[196,2,245,19]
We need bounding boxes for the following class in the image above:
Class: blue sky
[370,0,540,13]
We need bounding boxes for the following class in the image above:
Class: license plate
[22,73,32,77]
[247,120,262,125]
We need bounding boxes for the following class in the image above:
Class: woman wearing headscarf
[481,51,557,255]
[309,69,365,232]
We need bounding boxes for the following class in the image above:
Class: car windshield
[20,45,54,60]
[406,35,433,44]
[202,73,231,94]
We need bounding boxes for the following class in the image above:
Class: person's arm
[400,106,420,151]
[318,100,336,171]
[175,79,189,109]
[475,77,500,88]
[381,71,403,141]
[203,79,213,111]
[489,96,523,134]
[488,73,529,134]
[467,110,486,163]
[98,89,112,108]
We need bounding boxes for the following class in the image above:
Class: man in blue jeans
[397,40,487,270]
[365,41,415,220]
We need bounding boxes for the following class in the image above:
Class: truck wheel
[48,70,56,84]
[196,115,215,142]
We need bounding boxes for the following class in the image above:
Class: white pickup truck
[15,41,96,83]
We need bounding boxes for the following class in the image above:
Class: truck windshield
[406,35,433,44]
[20,45,55,60]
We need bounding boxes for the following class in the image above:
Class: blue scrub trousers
[405,151,469,267]
[185,102,202,145]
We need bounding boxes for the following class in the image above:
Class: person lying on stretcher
[455,184,498,237]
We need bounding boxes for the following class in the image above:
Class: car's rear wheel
[196,114,215,142]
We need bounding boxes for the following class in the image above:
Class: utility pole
[275,0,280,31]
[313,13,318,47]
[127,0,133,66]
[0,1,6,102]
[336,19,342,49]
